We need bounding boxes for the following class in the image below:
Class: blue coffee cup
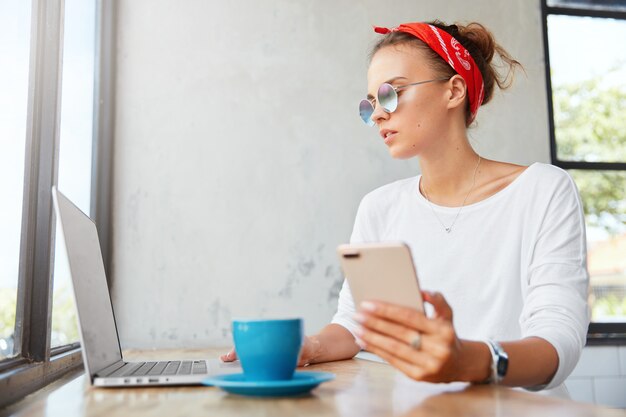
[232,318,304,381]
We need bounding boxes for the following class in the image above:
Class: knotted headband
[374,23,485,122]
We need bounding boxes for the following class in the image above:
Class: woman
[223,21,589,394]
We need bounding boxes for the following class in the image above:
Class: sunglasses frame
[359,77,451,126]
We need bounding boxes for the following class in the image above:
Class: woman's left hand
[354,291,465,383]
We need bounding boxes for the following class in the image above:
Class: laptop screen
[53,189,122,377]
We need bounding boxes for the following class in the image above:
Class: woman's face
[367,44,451,159]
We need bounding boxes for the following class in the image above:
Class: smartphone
[337,242,424,312]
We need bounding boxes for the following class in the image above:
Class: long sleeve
[520,170,590,390]
[331,195,378,345]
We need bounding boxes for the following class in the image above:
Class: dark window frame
[541,0,626,341]
[0,0,115,408]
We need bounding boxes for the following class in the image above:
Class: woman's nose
[371,101,389,124]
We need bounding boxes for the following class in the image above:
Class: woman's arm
[497,337,558,386]
[355,292,558,386]
[454,338,558,386]
[305,323,362,365]
[221,323,361,366]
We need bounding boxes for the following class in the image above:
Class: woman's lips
[382,131,397,145]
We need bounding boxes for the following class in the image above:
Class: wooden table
[4,349,624,417]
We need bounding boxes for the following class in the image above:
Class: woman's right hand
[220,335,321,366]
[298,335,321,366]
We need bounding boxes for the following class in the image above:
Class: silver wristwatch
[485,340,508,384]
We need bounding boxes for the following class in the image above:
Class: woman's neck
[418,137,481,204]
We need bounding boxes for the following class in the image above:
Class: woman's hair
[370,21,523,125]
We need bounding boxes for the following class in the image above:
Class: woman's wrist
[306,335,323,364]
[458,339,492,383]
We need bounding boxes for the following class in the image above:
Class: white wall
[111,0,550,349]
[565,345,626,408]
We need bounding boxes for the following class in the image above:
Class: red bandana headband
[374,23,485,122]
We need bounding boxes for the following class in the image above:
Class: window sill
[586,333,626,346]
[0,346,82,408]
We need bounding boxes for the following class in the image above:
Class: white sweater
[332,163,590,393]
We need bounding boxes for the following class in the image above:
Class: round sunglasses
[359,77,450,126]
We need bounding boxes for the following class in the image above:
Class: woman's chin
[388,145,418,160]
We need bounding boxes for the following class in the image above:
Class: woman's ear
[446,74,467,111]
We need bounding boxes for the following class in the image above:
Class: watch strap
[485,340,509,384]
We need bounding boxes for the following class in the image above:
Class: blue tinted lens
[378,83,398,113]
[359,99,375,126]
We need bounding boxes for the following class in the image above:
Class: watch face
[497,355,509,377]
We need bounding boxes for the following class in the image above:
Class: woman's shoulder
[355,176,417,218]
[471,161,575,206]
[525,161,569,177]
[485,161,572,191]
[521,162,575,191]
[500,162,580,209]
[352,177,417,235]
[361,176,417,205]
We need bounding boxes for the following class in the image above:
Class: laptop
[52,187,240,387]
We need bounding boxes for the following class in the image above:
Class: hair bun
[457,22,496,64]
[432,20,522,107]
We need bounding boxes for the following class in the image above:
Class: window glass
[570,169,626,322]
[548,15,626,163]
[0,0,32,360]
[51,0,96,348]
[548,13,626,324]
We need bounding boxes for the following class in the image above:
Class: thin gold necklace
[420,156,482,233]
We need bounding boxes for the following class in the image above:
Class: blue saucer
[202,371,335,397]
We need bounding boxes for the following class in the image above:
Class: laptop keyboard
[101,360,208,377]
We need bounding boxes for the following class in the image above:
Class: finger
[355,313,453,360]
[423,292,453,321]
[297,349,309,367]
[360,301,438,333]
[356,326,437,371]
[355,312,419,345]
[219,348,237,362]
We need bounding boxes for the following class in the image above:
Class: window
[542,0,626,339]
[0,0,113,408]
[52,0,97,349]
[0,0,32,362]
